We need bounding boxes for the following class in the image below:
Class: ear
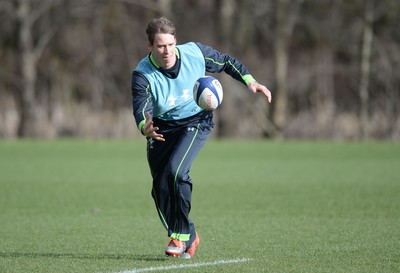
[148,41,153,49]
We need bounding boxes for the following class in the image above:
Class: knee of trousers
[167,165,192,185]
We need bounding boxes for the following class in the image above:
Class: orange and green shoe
[185,232,200,258]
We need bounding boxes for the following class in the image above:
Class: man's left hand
[247,82,272,103]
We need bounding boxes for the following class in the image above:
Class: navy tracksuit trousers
[147,113,213,248]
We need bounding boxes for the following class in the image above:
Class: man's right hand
[143,112,165,141]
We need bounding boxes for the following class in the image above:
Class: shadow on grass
[0,252,167,261]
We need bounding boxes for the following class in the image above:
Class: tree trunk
[273,0,304,138]
[274,38,288,138]
[359,0,374,139]
[315,45,335,137]
[15,0,57,137]
[315,1,337,138]
[17,0,38,137]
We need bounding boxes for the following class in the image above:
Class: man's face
[149,33,177,69]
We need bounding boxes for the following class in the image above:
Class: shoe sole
[165,250,184,257]
[165,247,185,257]
[180,252,191,259]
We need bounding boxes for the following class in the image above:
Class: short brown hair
[146,17,176,45]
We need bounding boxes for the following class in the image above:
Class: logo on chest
[167,89,191,106]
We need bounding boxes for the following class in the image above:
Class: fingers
[248,82,272,104]
[145,111,151,123]
[143,112,165,141]
[153,133,165,141]
[257,84,272,103]
[262,88,272,103]
[146,126,165,141]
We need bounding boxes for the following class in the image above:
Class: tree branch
[34,27,56,62]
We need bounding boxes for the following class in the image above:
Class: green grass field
[0,139,399,273]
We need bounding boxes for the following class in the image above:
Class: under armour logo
[187,127,195,132]
[182,89,190,100]
[168,90,191,106]
[168,95,177,106]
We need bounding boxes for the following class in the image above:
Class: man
[131,17,272,258]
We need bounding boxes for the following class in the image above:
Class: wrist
[138,120,146,136]
[243,74,256,85]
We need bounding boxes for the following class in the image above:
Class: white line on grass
[113,258,254,273]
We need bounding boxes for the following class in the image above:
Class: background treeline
[0,0,399,140]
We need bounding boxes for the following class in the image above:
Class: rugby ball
[193,76,223,110]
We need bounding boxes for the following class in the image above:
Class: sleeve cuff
[243,74,256,85]
[138,120,146,135]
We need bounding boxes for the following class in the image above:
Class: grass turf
[0,139,399,272]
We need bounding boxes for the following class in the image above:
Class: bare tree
[314,1,338,138]
[14,0,57,137]
[359,0,374,139]
[273,0,304,138]
[213,0,235,49]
